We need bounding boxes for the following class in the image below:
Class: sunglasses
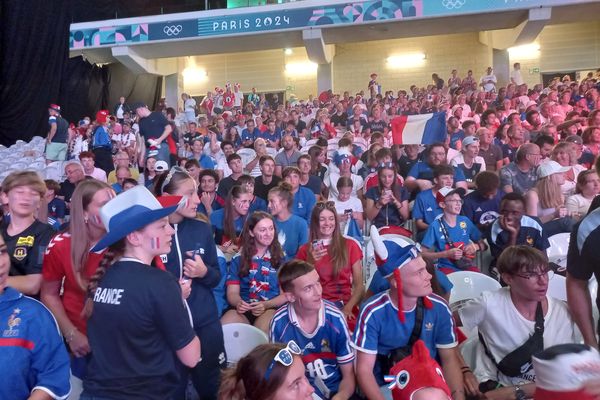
[315,201,336,210]
[160,166,191,193]
[264,340,301,381]
[377,161,395,170]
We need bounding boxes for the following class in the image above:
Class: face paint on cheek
[91,214,102,225]
[150,237,160,250]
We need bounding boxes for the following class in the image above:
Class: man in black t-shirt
[254,156,281,201]
[132,102,172,167]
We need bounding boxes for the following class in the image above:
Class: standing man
[131,102,172,167]
[113,96,130,124]
[270,260,356,399]
[567,205,600,350]
[46,104,69,164]
[510,63,524,86]
[353,227,464,400]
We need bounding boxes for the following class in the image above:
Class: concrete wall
[180,21,600,100]
[510,21,600,87]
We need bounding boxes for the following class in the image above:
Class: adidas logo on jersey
[476,207,482,212]
[303,342,315,351]
[426,207,433,211]
[425,322,434,331]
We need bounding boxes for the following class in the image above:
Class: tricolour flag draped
[391,112,447,145]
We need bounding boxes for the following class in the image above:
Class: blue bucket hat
[91,186,181,252]
[370,225,432,322]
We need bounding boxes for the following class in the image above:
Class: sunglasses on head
[160,166,191,193]
[315,201,336,210]
[264,341,301,381]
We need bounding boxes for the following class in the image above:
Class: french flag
[391,112,446,145]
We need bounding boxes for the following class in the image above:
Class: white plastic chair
[547,233,571,269]
[547,274,567,302]
[448,271,501,311]
[222,323,268,366]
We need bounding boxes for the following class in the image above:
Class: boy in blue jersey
[486,192,549,272]
[421,187,486,275]
[352,227,464,400]
[270,260,356,399]
[0,234,71,400]
[462,171,503,230]
[413,165,454,241]
[283,166,316,222]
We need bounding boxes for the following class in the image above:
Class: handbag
[439,219,476,270]
[479,302,544,377]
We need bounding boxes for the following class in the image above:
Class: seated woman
[456,246,579,399]
[210,185,251,256]
[332,176,365,232]
[140,156,158,189]
[237,174,267,214]
[221,212,287,333]
[296,201,364,320]
[197,169,224,218]
[525,160,577,236]
[364,162,409,229]
[551,142,585,197]
[565,169,600,218]
[218,342,314,400]
[267,182,308,259]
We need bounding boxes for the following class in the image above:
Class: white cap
[154,160,169,172]
[537,160,570,178]
[533,343,600,394]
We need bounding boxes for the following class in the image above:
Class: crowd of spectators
[2,65,600,400]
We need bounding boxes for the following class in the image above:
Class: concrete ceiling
[72,2,600,65]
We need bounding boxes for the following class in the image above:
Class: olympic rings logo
[163,25,183,36]
[442,0,466,9]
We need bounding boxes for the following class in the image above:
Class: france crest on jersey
[270,301,354,398]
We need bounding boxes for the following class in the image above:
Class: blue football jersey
[270,301,354,398]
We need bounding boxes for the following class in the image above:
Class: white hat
[154,160,169,172]
[91,186,180,252]
[533,343,600,400]
[537,160,570,178]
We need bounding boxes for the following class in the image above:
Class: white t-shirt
[333,196,363,215]
[184,98,196,113]
[565,193,593,216]
[459,288,578,386]
[510,69,524,86]
[326,172,364,200]
[480,74,497,92]
[561,165,585,197]
[234,91,243,107]
[450,153,487,172]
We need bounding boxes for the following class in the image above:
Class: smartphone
[344,209,353,216]
[312,240,321,250]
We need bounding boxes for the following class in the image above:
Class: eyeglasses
[513,269,555,281]
[264,340,301,380]
[160,166,190,193]
[315,201,336,210]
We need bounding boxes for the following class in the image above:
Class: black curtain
[0,1,164,147]
[0,0,72,147]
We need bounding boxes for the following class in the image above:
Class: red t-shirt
[296,238,363,304]
[42,233,104,334]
